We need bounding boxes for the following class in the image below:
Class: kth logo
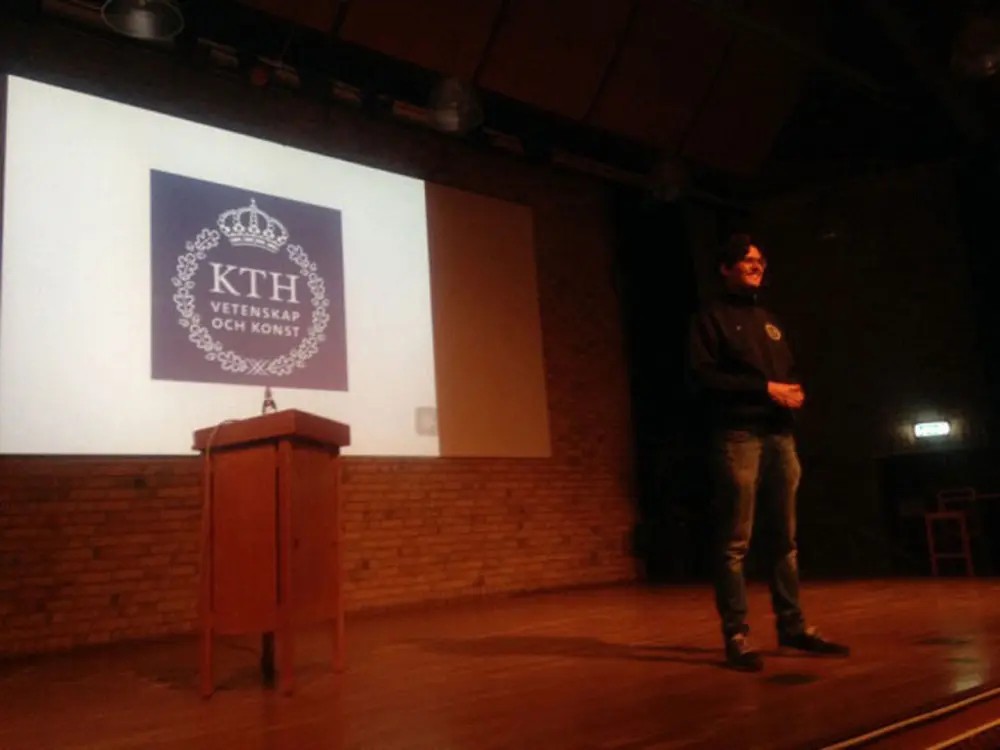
[171,198,331,377]
[150,171,347,391]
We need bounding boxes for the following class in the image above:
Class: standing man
[689,233,849,671]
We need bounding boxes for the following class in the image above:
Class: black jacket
[689,292,799,432]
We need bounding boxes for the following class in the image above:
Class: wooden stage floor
[2,579,1000,750]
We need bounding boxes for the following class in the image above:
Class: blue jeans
[711,430,805,639]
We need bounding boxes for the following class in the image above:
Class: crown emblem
[217,198,289,253]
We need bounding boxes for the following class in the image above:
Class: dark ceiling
[13,0,1000,201]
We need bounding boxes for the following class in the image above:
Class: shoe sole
[778,645,850,657]
[728,665,763,673]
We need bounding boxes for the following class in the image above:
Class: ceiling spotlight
[649,157,688,203]
[428,77,483,135]
[952,13,1000,78]
[101,0,184,42]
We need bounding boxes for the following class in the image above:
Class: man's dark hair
[715,233,760,271]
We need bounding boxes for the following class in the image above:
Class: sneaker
[725,632,764,672]
[778,626,850,656]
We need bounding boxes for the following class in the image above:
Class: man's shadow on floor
[414,636,823,682]
[414,635,726,670]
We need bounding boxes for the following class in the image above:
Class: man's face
[721,244,766,292]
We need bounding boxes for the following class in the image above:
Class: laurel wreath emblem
[170,228,330,377]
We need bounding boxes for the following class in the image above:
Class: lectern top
[193,409,350,452]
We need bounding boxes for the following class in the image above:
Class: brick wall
[0,459,202,653]
[0,18,636,656]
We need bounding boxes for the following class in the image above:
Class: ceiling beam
[472,0,510,85]
[685,0,885,99]
[582,0,640,124]
[864,0,987,144]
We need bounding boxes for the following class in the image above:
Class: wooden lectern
[193,409,350,697]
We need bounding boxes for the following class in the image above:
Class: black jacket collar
[721,289,759,307]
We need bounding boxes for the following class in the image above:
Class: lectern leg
[333,455,345,672]
[333,612,345,671]
[261,632,276,685]
[200,625,213,698]
[277,439,295,695]
[278,627,295,695]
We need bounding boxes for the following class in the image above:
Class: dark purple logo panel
[150,170,347,390]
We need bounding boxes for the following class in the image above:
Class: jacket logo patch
[765,323,782,341]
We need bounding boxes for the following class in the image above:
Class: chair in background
[924,487,976,577]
